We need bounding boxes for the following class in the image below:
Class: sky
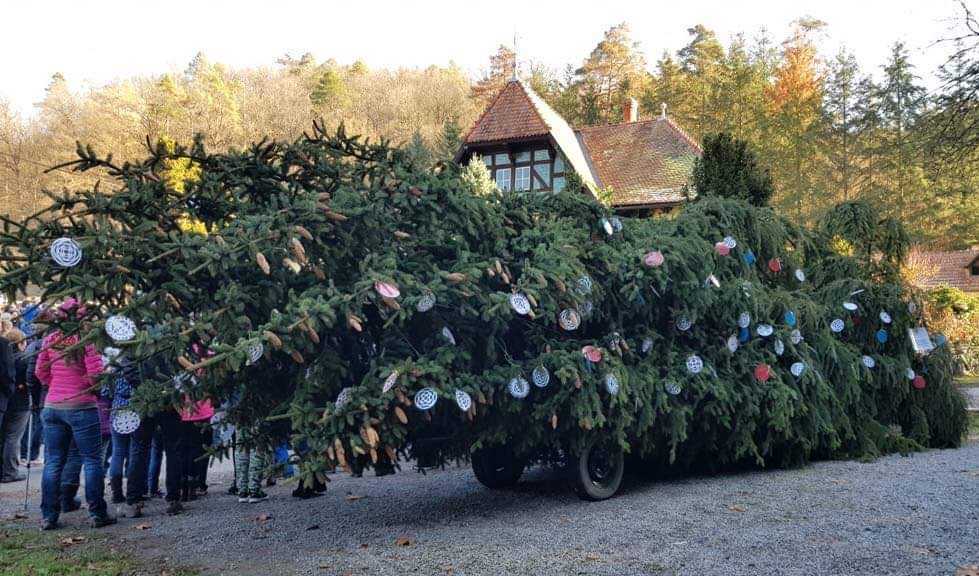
[0,0,972,117]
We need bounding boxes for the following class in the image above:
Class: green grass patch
[968,413,979,437]
[0,526,198,576]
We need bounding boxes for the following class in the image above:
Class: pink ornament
[754,363,772,382]
[912,375,926,390]
[768,258,782,273]
[643,250,664,267]
[714,242,730,256]
[374,281,400,299]
[582,345,603,363]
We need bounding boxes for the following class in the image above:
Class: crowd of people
[0,298,326,532]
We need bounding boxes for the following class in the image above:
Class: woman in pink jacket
[34,299,115,530]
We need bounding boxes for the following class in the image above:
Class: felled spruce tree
[0,124,966,490]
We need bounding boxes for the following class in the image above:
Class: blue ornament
[743,250,757,266]
[875,329,888,344]
[738,326,750,343]
[784,311,797,327]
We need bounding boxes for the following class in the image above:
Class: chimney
[623,97,639,123]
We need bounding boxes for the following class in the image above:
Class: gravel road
[2,442,978,576]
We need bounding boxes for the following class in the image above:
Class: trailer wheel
[471,445,524,489]
[571,436,624,501]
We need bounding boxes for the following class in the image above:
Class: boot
[110,476,125,503]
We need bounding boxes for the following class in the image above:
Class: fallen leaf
[345,494,365,502]
[395,536,412,547]
[255,513,272,522]
[955,565,979,576]
[727,505,746,513]
[584,554,601,561]
[829,478,849,485]
[134,523,152,531]
[909,545,937,556]
[60,535,86,546]
[359,543,369,549]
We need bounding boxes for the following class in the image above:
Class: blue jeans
[41,408,108,522]
[109,432,130,480]
[148,428,164,494]
[111,427,151,504]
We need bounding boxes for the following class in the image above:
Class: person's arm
[34,340,53,388]
[83,344,103,384]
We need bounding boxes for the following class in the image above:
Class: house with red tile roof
[455,79,701,214]
[908,246,979,293]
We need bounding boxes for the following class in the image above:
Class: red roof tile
[463,81,550,144]
[909,248,979,292]
[576,118,702,207]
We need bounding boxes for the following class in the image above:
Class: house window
[533,163,551,190]
[495,169,511,191]
[471,146,569,193]
[515,166,531,191]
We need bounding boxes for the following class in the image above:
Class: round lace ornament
[246,342,264,366]
[830,319,845,333]
[382,370,399,393]
[686,354,704,374]
[774,339,785,356]
[416,292,436,312]
[532,365,550,388]
[665,382,682,396]
[335,387,352,410]
[415,387,438,410]
[604,373,620,395]
[111,409,141,434]
[738,312,751,328]
[509,293,531,315]
[50,237,83,267]
[559,309,580,331]
[756,324,774,337]
[454,389,472,412]
[790,362,806,377]
[105,315,137,342]
[508,377,530,399]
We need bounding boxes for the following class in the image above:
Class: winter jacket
[34,331,103,408]
[179,398,215,422]
[9,347,33,412]
[0,336,14,413]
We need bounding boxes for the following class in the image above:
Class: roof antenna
[661,103,667,119]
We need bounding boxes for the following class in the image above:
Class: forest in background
[1,7,977,248]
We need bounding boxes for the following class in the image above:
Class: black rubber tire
[471,445,525,489]
[571,436,625,501]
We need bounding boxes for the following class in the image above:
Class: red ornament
[912,375,926,389]
[768,258,782,273]
[374,281,400,299]
[754,363,772,382]
[582,345,603,363]
[714,242,730,256]
[643,250,664,267]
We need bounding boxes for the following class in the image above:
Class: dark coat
[0,336,15,414]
